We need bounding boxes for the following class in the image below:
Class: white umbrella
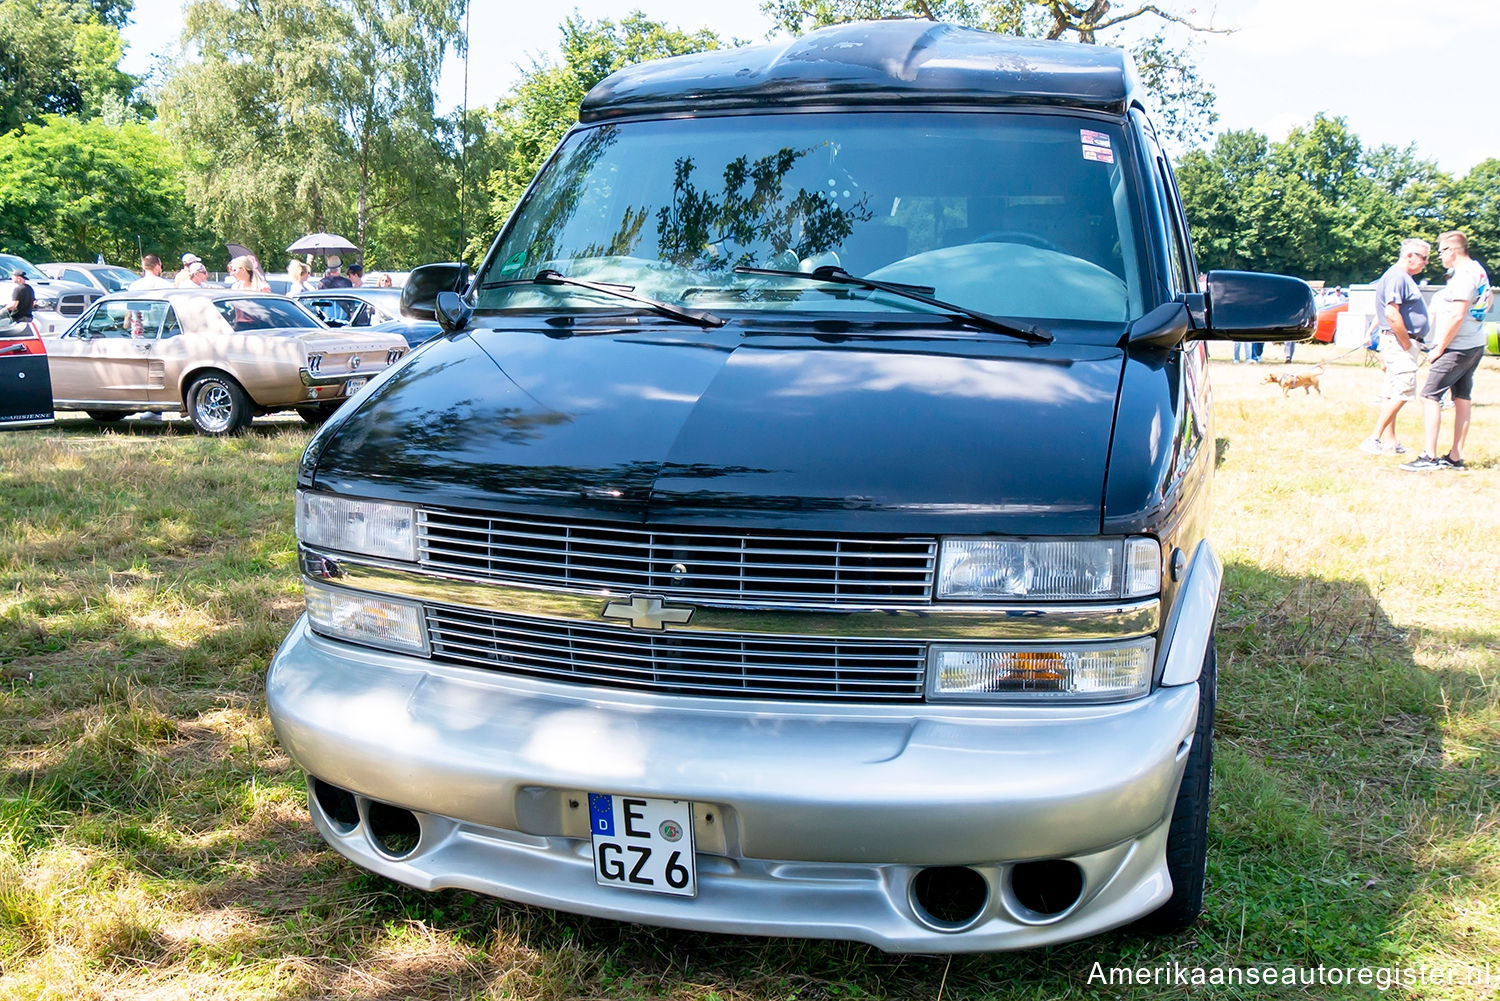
[286,233,359,256]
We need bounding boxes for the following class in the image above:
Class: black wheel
[85,410,128,423]
[297,401,341,426]
[186,374,252,436]
[1132,638,1215,935]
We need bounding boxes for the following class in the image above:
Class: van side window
[1156,158,1197,292]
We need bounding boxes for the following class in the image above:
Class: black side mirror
[435,291,473,333]
[401,262,471,320]
[1202,270,1316,342]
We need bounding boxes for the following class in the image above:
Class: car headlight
[304,580,428,654]
[936,537,1160,601]
[926,639,1154,702]
[296,490,416,561]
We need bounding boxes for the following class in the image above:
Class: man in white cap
[181,252,202,268]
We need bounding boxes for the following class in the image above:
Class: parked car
[1312,287,1348,343]
[259,272,295,295]
[267,21,1313,953]
[0,321,53,430]
[295,288,441,348]
[295,287,403,327]
[1,253,103,335]
[366,317,444,349]
[48,289,408,434]
[38,262,141,294]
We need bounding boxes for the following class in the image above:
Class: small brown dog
[1264,365,1322,397]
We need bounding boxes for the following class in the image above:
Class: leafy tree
[158,0,469,269]
[0,115,206,263]
[1173,114,1494,287]
[327,0,466,248]
[758,0,1222,146]
[1443,158,1500,273]
[0,0,141,134]
[474,13,724,261]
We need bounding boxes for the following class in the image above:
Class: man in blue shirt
[1361,238,1430,456]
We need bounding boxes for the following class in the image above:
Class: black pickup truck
[268,20,1313,952]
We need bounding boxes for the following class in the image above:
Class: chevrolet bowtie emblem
[600,594,694,630]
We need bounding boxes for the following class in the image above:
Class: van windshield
[477,112,1147,326]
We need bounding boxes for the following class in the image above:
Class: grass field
[1,341,1497,999]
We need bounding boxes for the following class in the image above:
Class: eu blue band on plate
[588,793,614,836]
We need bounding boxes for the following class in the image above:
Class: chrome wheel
[186,374,251,436]
[198,383,233,432]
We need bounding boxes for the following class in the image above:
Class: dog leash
[1321,343,1374,365]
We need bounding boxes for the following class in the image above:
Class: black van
[268,20,1313,952]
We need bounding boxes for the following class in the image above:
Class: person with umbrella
[320,262,353,289]
[286,233,360,291]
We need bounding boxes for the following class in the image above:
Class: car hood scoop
[310,325,1124,534]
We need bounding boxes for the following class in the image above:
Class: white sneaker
[1358,437,1383,454]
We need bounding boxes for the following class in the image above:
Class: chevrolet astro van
[267,21,1315,952]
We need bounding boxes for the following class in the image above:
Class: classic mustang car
[49,289,408,434]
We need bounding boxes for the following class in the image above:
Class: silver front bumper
[267,618,1201,952]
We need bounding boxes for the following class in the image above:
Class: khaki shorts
[1379,334,1421,400]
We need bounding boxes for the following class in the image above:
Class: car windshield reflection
[476,113,1146,325]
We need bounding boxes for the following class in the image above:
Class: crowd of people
[124,251,395,295]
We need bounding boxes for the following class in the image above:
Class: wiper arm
[481,270,726,328]
[734,265,1053,344]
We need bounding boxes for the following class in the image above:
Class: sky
[119,0,1491,175]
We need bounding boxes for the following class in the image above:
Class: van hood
[308,323,1124,534]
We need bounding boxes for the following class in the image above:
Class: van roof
[579,20,1140,123]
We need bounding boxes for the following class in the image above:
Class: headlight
[296,490,416,561]
[926,639,1153,702]
[304,580,428,654]
[936,537,1160,601]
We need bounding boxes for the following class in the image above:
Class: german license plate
[344,377,367,394]
[588,793,696,897]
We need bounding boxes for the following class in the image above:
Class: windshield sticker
[499,251,527,277]
[1083,145,1115,163]
[1080,129,1112,148]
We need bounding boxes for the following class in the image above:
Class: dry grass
[0,349,1497,999]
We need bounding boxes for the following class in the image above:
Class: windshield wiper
[734,265,1053,344]
[481,270,726,328]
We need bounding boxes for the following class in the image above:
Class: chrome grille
[426,605,927,701]
[418,510,937,604]
[57,292,100,317]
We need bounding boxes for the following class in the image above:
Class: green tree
[327,0,466,249]
[158,0,469,269]
[758,0,1222,146]
[474,13,724,261]
[0,115,206,263]
[0,0,141,134]
[1444,159,1500,273]
[1174,114,1469,286]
